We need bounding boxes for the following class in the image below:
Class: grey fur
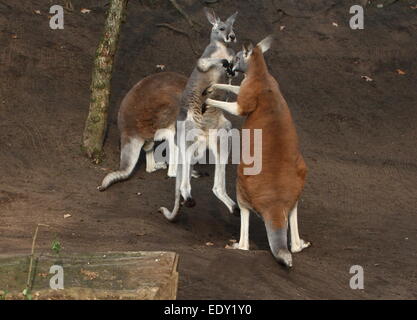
[205,8,237,44]
[160,10,238,221]
[98,137,144,191]
[265,221,293,268]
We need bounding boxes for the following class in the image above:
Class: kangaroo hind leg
[144,140,167,173]
[208,133,236,213]
[179,142,196,207]
[228,198,250,250]
[289,202,311,253]
[165,127,178,177]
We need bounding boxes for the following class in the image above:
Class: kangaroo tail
[159,162,182,222]
[98,170,133,191]
[98,136,144,191]
[264,208,293,268]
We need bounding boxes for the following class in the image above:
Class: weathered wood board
[0,251,179,300]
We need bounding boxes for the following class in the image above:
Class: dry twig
[25,224,50,294]
[168,0,202,30]
[156,23,199,56]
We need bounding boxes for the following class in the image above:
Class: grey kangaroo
[159,8,238,221]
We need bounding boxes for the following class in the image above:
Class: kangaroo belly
[237,118,306,214]
[118,72,187,139]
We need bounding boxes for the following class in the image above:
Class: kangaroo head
[204,8,238,43]
[232,35,273,73]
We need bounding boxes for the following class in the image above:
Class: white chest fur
[210,42,232,60]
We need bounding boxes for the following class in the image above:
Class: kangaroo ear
[226,11,238,25]
[242,41,254,57]
[204,8,218,26]
[257,35,274,53]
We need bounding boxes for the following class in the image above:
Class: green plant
[51,239,62,255]
[22,288,32,300]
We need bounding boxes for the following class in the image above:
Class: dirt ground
[0,0,416,299]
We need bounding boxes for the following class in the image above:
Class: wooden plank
[0,251,179,300]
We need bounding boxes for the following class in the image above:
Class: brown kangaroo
[98,72,187,191]
[205,36,311,267]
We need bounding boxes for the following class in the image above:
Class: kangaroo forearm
[213,84,240,95]
[197,58,225,73]
[206,99,242,116]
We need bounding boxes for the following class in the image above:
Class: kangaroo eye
[219,27,225,31]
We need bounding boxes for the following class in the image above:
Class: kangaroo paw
[231,205,240,217]
[191,170,209,178]
[183,198,196,208]
[291,239,312,253]
[226,242,249,251]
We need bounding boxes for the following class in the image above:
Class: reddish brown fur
[118,72,187,140]
[236,47,307,229]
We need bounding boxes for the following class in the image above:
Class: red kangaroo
[205,36,311,267]
[98,72,187,191]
